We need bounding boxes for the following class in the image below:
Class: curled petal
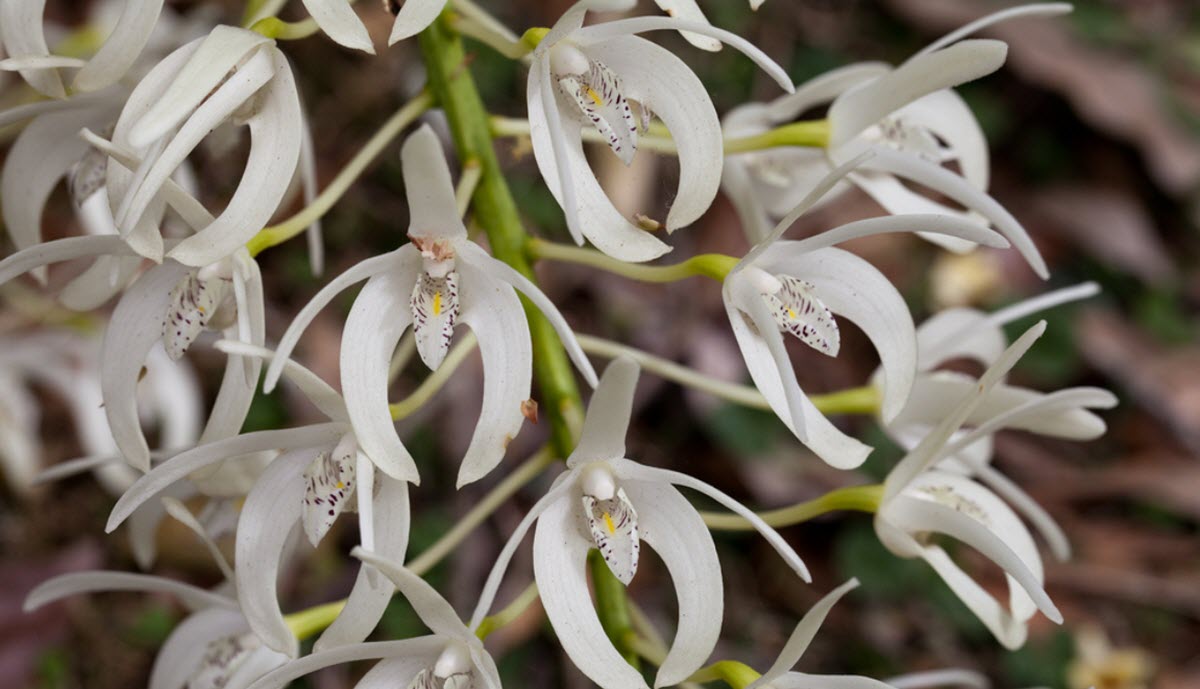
[0,236,136,288]
[24,571,235,613]
[73,0,166,92]
[353,549,472,639]
[301,0,375,54]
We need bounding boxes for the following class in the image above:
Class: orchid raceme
[876,321,1066,650]
[879,282,1117,561]
[105,25,302,267]
[722,158,1013,468]
[265,124,596,487]
[470,357,811,689]
[721,2,1067,275]
[106,342,410,657]
[527,0,795,262]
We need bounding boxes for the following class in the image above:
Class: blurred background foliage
[2,1,1199,688]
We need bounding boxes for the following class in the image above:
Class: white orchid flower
[245,550,503,689]
[105,25,301,267]
[0,0,166,97]
[25,571,289,689]
[107,342,411,657]
[879,283,1116,562]
[652,0,765,52]
[527,0,795,262]
[876,321,1065,650]
[722,159,1012,469]
[470,357,810,689]
[722,3,1068,275]
[265,124,596,487]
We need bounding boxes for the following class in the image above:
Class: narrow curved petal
[914,308,1000,370]
[763,62,890,124]
[652,0,721,51]
[162,497,235,582]
[975,464,1070,562]
[0,55,85,70]
[885,669,990,689]
[236,448,314,657]
[883,321,1046,500]
[314,476,410,651]
[455,264,532,487]
[773,673,897,689]
[73,0,166,92]
[757,246,916,423]
[149,608,247,689]
[772,213,1007,258]
[622,480,722,688]
[468,644,503,689]
[859,148,1047,279]
[128,481,196,570]
[214,340,348,422]
[353,548,471,639]
[298,109,324,276]
[527,58,670,261]
[300,0,375,54]
[342,271,421,483]
[24,571,236,613]
[456,242,597,386]
[106,423,348,531]
[616,459,811,582]
[539,0,637,51]
[899,88,989,190]
[829,40,1006,147]
[847,173,980,253]
[0,236,136,287]
[58,255,142,311]
[917,3,1072,57]
[750,578,860,689]
[941,386,1116,458]
[468,478,574,629]
[388,0,449,45]
[533,496,650,689]
[0,0,65,98]
[265,248,415,392]
[196,258,265,446]
[102,262,191,471]
[402,123,467,242]
[130,28,271,149]
[245,638,443,689]
[573,18,793,94]
[568,357,638,467]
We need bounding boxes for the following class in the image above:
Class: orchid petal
[24,571,236,613]
[162,496,235,582]
[246,638,443,689]
[106,423,348,531]
[652,0,721,51]
[236,448,314,657]
[623,480,722,688]
[197,256,264,446]
[975,464,1070,562]
[298,110,324,276]
[468,644,503,689]
[756,246,916,423]
[528,63,671,261]
[533,495,650,689]
[829,40,1006,148]
[128,481,196,570]
[884,321,1047,500]
[315,475,411,651]
[914,309,1001,370]
[0,55,86,70]
[342,271,421,483]
[0,236,136,287]
[454,264,532,487]
[0,0,65,98]
[859,148,1047,278]
[214,340,348,422]
[568,357,637,466]
[102,262,191,471]
[353,549,471,639]
[73,0,166,92]
[579,35,722,233]
[917,3,1072,57]
[300,0,375,54]
[750,578,860,689]
[58,254,141,311]
[772,673,897,689]
[941,386,1116,458]
[899,89,989,190]
[615,459,811,582]
[762,63,890,123]
[265,248,416,392]
[847,173,980,253]
[150,608,248,689]
[387,0,449,45]
[771,213,1008,258]
[885,669,989,689]
[402,124,468,241]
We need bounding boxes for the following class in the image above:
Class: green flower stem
[528,238,738,283]
[245,91,435,257]
[248,16,321,40]
[687,660,763,689]
[419,13,583,456]
[474,582,539,640]
[588,550,641,669]
[284,600,346,640]
[389,332,478,420]
[700,483,884,531]
[576,334,881,416]
[489,116,829,154]
[407,446,556,576]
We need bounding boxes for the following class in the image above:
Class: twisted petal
[236,448,316,658]
[245,638,443,689]
[0,0,65,98]
[388,0,449,46]
[24,571,235,613]
[315,475,411,651]
[353,549,472,639]
[342,271,421,483]
[533,495,650,689]
[622,480,722,688]
[568,357,638,467]
[73,0,165,92]
[301,0,375,54]
[750,578,860,689]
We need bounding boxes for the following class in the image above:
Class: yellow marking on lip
[432,291,442,316]
[602,511,616,535]
[336,482,345,489]
[787,308,797,319]
[585,86,604,107]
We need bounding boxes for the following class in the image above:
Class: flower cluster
[2,2,1115,689]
